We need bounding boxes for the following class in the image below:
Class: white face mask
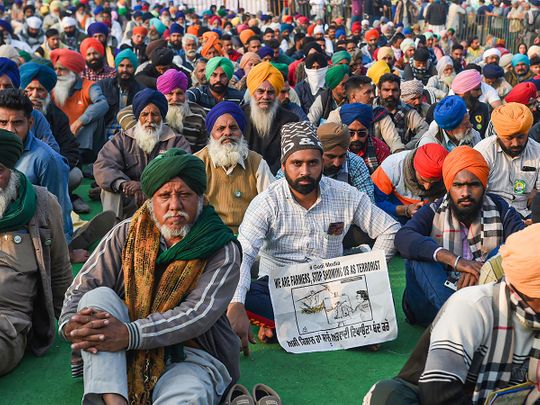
[304,66,328,95]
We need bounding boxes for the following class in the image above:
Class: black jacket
[97,77,145,128]
[45,103,80,169]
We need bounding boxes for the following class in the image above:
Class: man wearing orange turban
[79,37,116,81]
[394,145,524,327]
[239,28,255,46]
[475,102,540,218]
[200,35,223,59]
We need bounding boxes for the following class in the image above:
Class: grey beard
[148,197,204,241]
[30,93,51,114]
[54,71,77,106]
[0,171,20,219]
[249,98,278,137]
[165,103,189,133]
[133,121,163,154]
[207,135,249,168]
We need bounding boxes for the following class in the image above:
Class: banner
[269,250,398,354]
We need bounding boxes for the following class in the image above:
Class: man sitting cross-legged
[60,149,241,404]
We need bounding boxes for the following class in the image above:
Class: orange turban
[80,37,104,57]
[200,36,223,58]
[50,49,85,74]
[500,224,540,298]
[246,61,284,95]
[202,31,219,44]
[187,25,199,36]
[413,144,449,180]
[442,146,489,190]
[239,29,255,45]
[491,102,534,138]
[132,26,148,36]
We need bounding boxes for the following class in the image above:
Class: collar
[23,130,35,152]
[283,176,327,210]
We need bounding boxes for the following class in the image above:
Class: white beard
[207,135,249,168]
[133,121,163,154]
[0,172,20,219]
[249,97,278,137]
[148,197,204,241]
[165,103,190,133]
[29,93,51,114]
[54,71,77,107]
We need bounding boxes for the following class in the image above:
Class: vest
[196,147,261,234]
[57,79,94,125]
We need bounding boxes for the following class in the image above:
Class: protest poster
[269,250,398,354]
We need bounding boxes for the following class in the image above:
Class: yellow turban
[500,224,540,298]
[491,102,534,138]
[377,46,394,61]
[246,61,284,95]
[367,60,390,85]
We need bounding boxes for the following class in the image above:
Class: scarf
[305,66,328,96]
[359,136,380,174]
[410,59,431,84]
[472,280,540,403]
[402,151,445,201]
[123,202,235,403]
[430,193,503,263]
[0,171,36,232]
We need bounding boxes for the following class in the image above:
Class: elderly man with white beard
[157,69,208,153]
[94,89,191,221]
[195,101,274,234]
[242,62,298,174]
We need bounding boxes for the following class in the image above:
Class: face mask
[304,66,328,96]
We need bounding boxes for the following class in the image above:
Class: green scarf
[156,204,236,265]
[0,171,36,232]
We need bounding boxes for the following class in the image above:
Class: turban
[205,101,246,133]
[400,38,415,53]
[200,36,222,58]
[0,57,20,88]
[271,62,288,80]
[157,68,188,94]
[146,39,167,59]
[0,45,19,63]
[87,21,109,37]
[331,50,351,65]
[413,144,449,180]
[186,25,199,36]
[434,96,467,130]
[239,52,261,70]
[414,47,430,62]
[202,31,219,43]
[246,61,284,95]
[257,46,274,59]
[504,82,537,105]
[317,122,350,151]
[151,47,174,66]
[280,121,323,164]
[436,55,453,76]
[61,16,77,28]
[141,148,207,197]
[442,146,489,191]
[400,79,424,101]
[305,52,328,69]
[365,29,379,41]
[376,46,394,61]
[482,48,501,60]
[451,69,481,94]
[0,20,13,35]
[340,103,373,128]
[501,224,540,297]
[239,28,255,45]
[114,48,138,69]
[149,18,166,35]
[512,53,530,67]
[500,53,513,69]
[423,32,433,40]
[313,25,325,35]
[20,62,56,92]
[132,88,168,120]
[491,102,533,138]
[93,5,103,15]
[367,60,390,85]
[325,64,349,90]
[205,56,234,81]
[335,28,346,39]
[352,22,361,33]
[280,23,293,33]
[0,130,23,169]
[169,23,183,35]
[80,37,104,57]
[27,16,42,30]
[529,45,540,59]
[132,26,148,36]
[483,63,504,79]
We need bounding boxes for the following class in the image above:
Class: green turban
[115,48,139,69]
[205,56,234,81]
[141,149,207,197]
[271,62,288,80]
[325,64,350,90]
[331,50,352,65]
[0,130,23,169]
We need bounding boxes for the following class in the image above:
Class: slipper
[223,384,255,405]
[252,384,281,405]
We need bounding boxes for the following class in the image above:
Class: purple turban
[87,22,109,37]
[156,69,189,94]
[257,46,274,59]
[339,103,373,128]
[205,101,246,133]
[169,23,184,35]
[132,88,168,120]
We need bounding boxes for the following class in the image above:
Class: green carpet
[0,181,424,405]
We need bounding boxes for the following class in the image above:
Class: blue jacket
[395,193,524,262]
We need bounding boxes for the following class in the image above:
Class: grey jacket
[59,219,241,382]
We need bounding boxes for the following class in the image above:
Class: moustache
[294,176,316,185]
[163,211,190,220]
[457,198,475,204]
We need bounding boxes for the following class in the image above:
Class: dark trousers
[245,276,275,329]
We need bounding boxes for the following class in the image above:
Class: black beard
[65,30,76,37]
[381,97,398,110]
[28,31,39,38]
[448,194,483,224]
[324,165,341,177]
[284,171,322,195]
[209,83,226,94]
[87,58,104,71]
[117,74,133,88]
[497,137,527,158]
[349,140,365,153]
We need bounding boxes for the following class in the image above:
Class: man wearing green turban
[60,148,242,405]
[186,56,245,112]
[308,64,350,126]
[0,129,72,376]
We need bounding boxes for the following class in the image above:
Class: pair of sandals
[224,383,281,405]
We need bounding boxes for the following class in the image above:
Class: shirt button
[13,235,22,244]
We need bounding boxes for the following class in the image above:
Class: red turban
[50,49,85,75]
[365,29,380,41]
[442,146,489,191]
[132,26,148,36]
[504,82,537,105]
[80,37,104,57]
[352,21,362,34]
[413,144,449,180]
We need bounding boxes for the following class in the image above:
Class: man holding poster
[227,121,400,355]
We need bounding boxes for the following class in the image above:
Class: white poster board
[269,250,398,354]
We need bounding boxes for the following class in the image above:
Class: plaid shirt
[232,176,400,303]
[186,85,245,113]
[81,65,117,82]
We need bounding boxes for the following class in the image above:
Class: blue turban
[87,22,109,37]
[512,54,530,67]
[20,62,57,92]
[483,63,504,80]
[434,96,467,130]
[115,49,139,69]
[0,20,13,35]
[340,103,373,128]
[149,18,166,35]
[258,46,274,59]
[175,11,185,19]
[170,23,184,35]
[0,57,19,88]
[335,28,346,38]
[280,23,293,33]
[93,5,103,15]
[205,101,246,133]
[132,88,168,120]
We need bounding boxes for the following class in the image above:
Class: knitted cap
[280,122,323,164]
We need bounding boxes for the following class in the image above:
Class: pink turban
[451,69,482,95]
[156,68,188,94]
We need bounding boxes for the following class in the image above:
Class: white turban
[61,16,77,28]
[528,45,540,59]
[27,16,42,30]
[314,25,325,35]
[483,48,501,60]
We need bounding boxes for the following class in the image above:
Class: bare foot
[102,393,127,405]
[257,326,274,343]
[70,249,90,263]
